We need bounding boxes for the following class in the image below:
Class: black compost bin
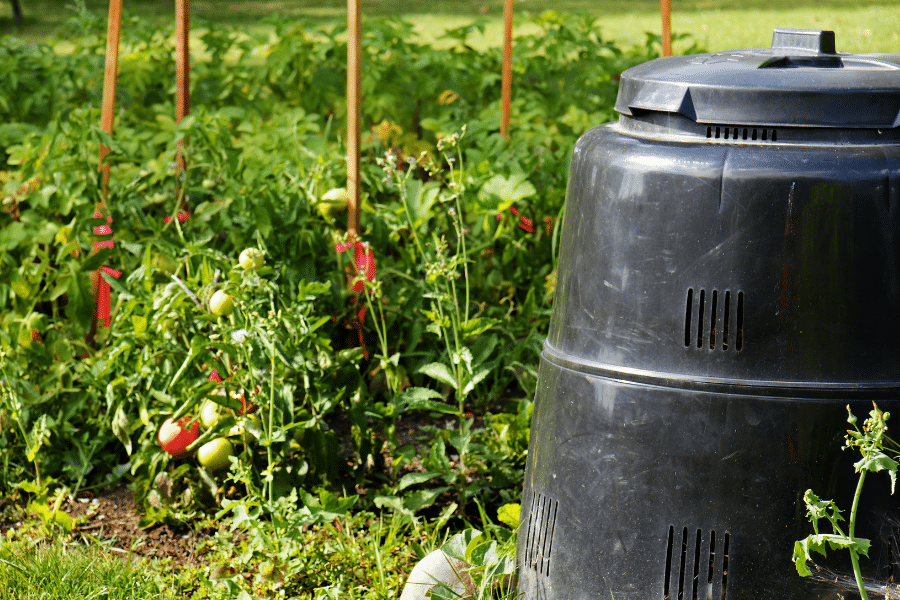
[517,28,900,600]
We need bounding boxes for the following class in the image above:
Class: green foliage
[0,7,696,541]
[793,404,900,600]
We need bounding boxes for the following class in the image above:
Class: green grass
[2,0,900,54]
[0,539,180,600]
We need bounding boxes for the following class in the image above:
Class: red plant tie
[91,208,121,328]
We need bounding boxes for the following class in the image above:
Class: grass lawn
[2,0,899,54]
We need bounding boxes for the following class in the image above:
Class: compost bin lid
[615,28,900,128]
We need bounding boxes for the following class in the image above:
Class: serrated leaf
[394,387,455,414]
[462,367,491,395]
[420,362,457,389]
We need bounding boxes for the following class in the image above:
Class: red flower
[336,242,376,293]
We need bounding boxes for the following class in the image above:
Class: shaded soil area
[61,486,212,566]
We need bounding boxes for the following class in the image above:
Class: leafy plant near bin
[793,403,900,600]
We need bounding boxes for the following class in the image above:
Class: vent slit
[742,128,748,140]
[736,292,744,351]
[761,129,768,141]
[692,529,702,600]
[534,494,549,572]
[543,500,558,576]
[771,129,778,142]
[696,290,706,348]
[678,527,688,600]
[684,289,694,347]
[709,290,718,349]
[707,530,716,587]
[665,526,675,600]
[524,492,559,576]
[722,291,731,351]
[715,127,721,139]
[722,532,731,600]
[706,127,712,139]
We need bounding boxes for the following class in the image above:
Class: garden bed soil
[0,409,483,564]
[63,486,212,566]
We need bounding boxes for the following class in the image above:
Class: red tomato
[158,416,200,458]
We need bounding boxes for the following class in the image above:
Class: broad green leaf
[442,529,482,561]
[497,503,521,529]
[420,362,457,389]
[403,487,448,513]
[398,471,442,490]
[478,173,536,208]
[467,539,499,567]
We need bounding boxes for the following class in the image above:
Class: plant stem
[849,469,869,600]
[268,335,276,507]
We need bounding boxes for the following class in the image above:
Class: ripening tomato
[158,417,200,458]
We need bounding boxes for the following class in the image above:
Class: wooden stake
[175,0,190,178]
[98,0,123,188]
[661,0,672,57]
[501,0,513,140]
[346,0,362,240]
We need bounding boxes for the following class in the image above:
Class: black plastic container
[517,29,900,600]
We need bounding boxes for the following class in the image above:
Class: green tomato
[238,248,265,271]
[209,290,234,317]
[197,438,234,472]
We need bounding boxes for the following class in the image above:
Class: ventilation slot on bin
[664,526,730,600]
[706,126,777,142]
[684,289,744,351]
[523,491,559,577]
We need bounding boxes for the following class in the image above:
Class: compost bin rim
[614,28,900,129]
[542,343,900,399]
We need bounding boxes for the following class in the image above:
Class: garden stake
[87,0,124,351]
[98,0,122,190]
[175,0,190,177]
[501,0,513,139]
[346,0,362,240]
[90,0,193,349]
[660,0,672,56]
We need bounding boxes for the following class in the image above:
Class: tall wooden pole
[175,0,190,186]
[661,0,672,57]
[501,0,513,140]
[347,0,362,240]
[99,0,123,188]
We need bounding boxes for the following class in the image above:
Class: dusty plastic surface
[518,28,900,600]
[615,28,900,128]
